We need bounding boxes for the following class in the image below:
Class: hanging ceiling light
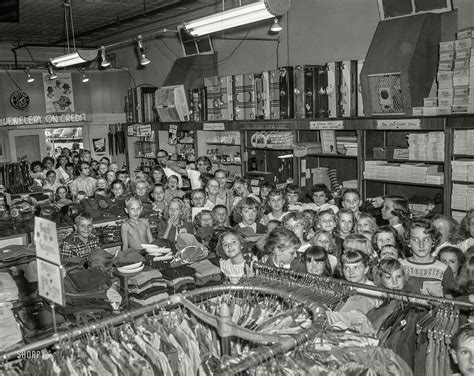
[270,17,283,32]
[48,65,58,80]
[100,46,111,68]
[137,35,150,65]
[25,68,34,83]
[182,0,291,37]
[50,0,98,67]
[80,69,89,83]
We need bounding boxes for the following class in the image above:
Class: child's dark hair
[264,227,301,256]
[111,179,126,196]
[30,161,43,172]
[149,183,165,202]
[267,219,282,230]
[341,249,371,268]
[341,188,361,201]
[232,196,262,225]
[55,185,70,200]
[372,225,407,256]
[45,170,56,178]
[304,246,332,277]
[42,156,55,167]
[199,172,213,187]
[458,209,474,240]
[438,246,466,270]
[407,219,442,248]
[309,184,333,201]
[455,247,474,295]
[285,183,300,195]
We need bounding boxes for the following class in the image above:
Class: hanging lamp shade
[183,0,291,37]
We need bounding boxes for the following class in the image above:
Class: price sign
[37,259,65,306]
[203,122,225,131]
[309,120,344,130]
[376,119,421,129]
[34,217,60,265]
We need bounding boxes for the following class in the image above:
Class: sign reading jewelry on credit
[1,113,87,126]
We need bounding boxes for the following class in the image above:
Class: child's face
[275,242,298,266]
[286,191,299,205]
[98,164,108,175]
[376,231,396,250]
[306,256,326,276]
[206,180,219,196]
[285,219,304,238]
[135,172,146,181]
[106,171,116,183]
[268,194,284,212]
[214,171,227,188]
[118,173,127,182]
[33,165,42,173]
[200,213,213,227]
[57,188,67,199]
[266,222,279,234]
[213,207,228,225]
[91,161,98,170]
[168,201,181,220]
[342,192,361,213]
[221,233,242,259]
[126,200,143,220]
[47,173,56,184]
[409,227,433,260]
[241,206,257,226]
[233,182,248,197]
[433,218,450,243]
[112,183,124,197]
[338,213,353,235]
[452,336,474,376]
[76,194,86,202]
[135,182,147,197]
[440,252,461,277]
[66,165,74,175]
[356,218,373,234]
[343,261,368,284]
[318,213,336,233]
[314,232,331,251]
[76,219,93,239]
[96,179,108,189]
[109,163,118,172]
[168,177,178,190]
[183,198,191,209]
[312,190,328,206]
[191,192,206,207]
[380,245,399,260]
[44,159,54,170]
[469,218,474,238]
[152,186,165,202]
[381,269,405,290]
[381,199,395,220]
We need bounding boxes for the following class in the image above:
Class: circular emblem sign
[10,91,30,110]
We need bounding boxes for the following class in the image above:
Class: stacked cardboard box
[451,183,474,211]
[453,129,474,155]
[364,161,442,185]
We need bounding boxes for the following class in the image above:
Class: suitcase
[304,65,318,118]
[357,60,365,116]
[269,69,281,119]
[233,74,256,120]
[316,64,329,118]
[254,73,265,119]
[293,65,305,118]
[189,88,204,122]
[205,85,221,121]
[279,66,294,119]
[219,75,234,120]
[327,62,342,118]
[340,60,359,117]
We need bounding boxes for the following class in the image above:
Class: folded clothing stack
[128,269,169,306]
[0,244,36,265]
[160,265,196,293]
[0,272,22,351]
[189,260,222,286]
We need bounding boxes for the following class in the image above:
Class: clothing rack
[1,283,327,364]
[252,261,474,310]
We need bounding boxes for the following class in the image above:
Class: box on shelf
[373,146,395,159]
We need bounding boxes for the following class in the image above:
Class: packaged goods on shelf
[342,179,358,189]
[293,142,322,157]
[451,160,474,181]
[364,161,441,184]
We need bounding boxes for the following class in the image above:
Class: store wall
[110,0,470,88]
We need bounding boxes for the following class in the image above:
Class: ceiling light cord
[64,1,70,53]
[69,0,76,51]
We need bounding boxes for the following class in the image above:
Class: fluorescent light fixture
[277,154,294,159]
[183,0,290,37]
[137,35,151,65]
[50,49,98,68]
[80,69,89,83]
[48,65,58,80]
[270,17,283,32]
[100,46,111,68]
[25,68,34,83]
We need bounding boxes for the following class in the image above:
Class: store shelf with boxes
[447,117,474,222]
[361,117,449,214]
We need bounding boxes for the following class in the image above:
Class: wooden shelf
[453,154,474,158]
[452,180,474,185]
[246,146,293,151]
[304,153,358,159]
[365,158,445,164]
[206,142,241,146]
[363,178,444,188]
